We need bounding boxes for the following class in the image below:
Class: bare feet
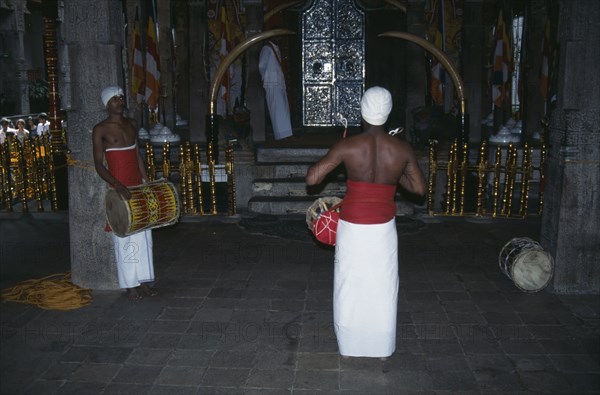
[126,288,142,301]
[138,283,158,297]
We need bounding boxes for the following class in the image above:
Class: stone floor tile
[563,373,600,392]
[293,369,339,391]
[384,370,433,392]
[126,348,173,366]
[245,369,295,389]
[156,366,205,386]
[158,308,197,321]
[69,362,122,383]
[297,352,339,370]
[430,370,479,391]
[379,354,428,371]
[55,381,106,394]
[550,354,600,373]
[24,380,65,395]
[209,350,255,368]
[418,339,463,355]
[178,334,223,350]
[509,355,556,372]
[253,351,297,370]
[149,320,191,334]
[426,355,470,371]
[102,383,152,394]
[339,369,387,392]
[538,339,590,354]
[42,362,81,380]
[518,370,572,393]
[483,311,524,324]
[201,367,250,387]
[472,369,526,392]
[500,339,545,354]
[86,346,134,363]
[168,349,213,367]
[111,365,163,384]
[150,384,203,394]
[140,333,182,349]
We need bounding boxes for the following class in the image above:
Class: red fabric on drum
[312,211,339,246]
[340,180,397,224]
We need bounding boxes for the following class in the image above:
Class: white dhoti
[334,218,398,357]
[112,230,155,288]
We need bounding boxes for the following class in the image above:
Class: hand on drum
[114,182,131,200]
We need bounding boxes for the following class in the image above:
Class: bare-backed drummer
[306,86,426,358]
[92,86,157,301]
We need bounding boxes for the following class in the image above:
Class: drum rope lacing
[1,272,93,310]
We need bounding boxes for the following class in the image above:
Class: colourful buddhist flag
[539,19,552,100]
[492,10,512,108]
[145,16,161,109]
[131,9,145,105]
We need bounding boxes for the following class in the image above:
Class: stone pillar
[63,0,125,289]
[541,0,600,294]
[405,0,427,136]
[14,0,30,115]
[244,0,266,144]
[188,0,208,143]
[157,0,175,130]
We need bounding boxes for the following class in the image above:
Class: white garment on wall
[259,42,293,140]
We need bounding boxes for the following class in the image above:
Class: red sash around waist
[105,144,143,187]
[104,144,142,233]
[339,180,397,224]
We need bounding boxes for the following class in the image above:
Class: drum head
[511,250,553,292]
[105,189,131,237]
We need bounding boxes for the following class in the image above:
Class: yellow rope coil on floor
[0,272,92,310]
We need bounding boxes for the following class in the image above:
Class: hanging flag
[145,16,161,110]
[131,9,145,105]
[492,10,512,108]
[430,0,445,106]
[539,18,552,100]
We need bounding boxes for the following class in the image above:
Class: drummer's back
[342,130,411,186]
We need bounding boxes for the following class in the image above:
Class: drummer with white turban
[92,85,157,301]
[306,86,426,359]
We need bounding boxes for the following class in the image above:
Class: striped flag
[492,10,512,108]
[145,16,161,109]
[130,9,145,105]
[539,19,552,100]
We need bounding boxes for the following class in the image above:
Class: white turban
[360,86,392,126]
[101,86,124,107]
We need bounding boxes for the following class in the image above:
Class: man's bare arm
[398,149,427,196]
[306,144,344,185]
[92,126,131,199]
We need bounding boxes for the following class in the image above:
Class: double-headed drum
[499,237,554,292]
[106,179,180,237]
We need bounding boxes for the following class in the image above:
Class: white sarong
[112,230,154,288]
[334,218,398,357]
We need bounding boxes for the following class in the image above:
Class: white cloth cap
[101,86,124,107]
[360,87,392,126]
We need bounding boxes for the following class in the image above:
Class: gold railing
[1,138,237,217]
[144,140,236,216]
[0,135,57,212]
[427,139,547,218]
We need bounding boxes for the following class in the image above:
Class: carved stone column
[541,0,600,294]
[63,0,125,289]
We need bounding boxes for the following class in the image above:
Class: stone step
[252,177,346,197]
[256,147,328,163]
[248,196,416,216]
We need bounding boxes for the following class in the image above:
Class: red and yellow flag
[145,16,161,109]
[492,10,512,108]
[130,9,145,105]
